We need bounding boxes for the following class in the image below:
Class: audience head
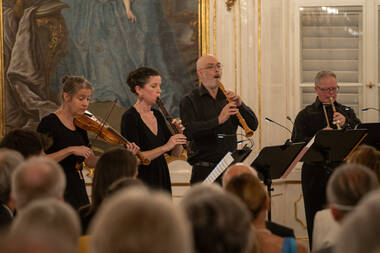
[11,157,66,210]
[181,184,253,253]
[0,129,44,158]
[126,67,161,94]
[106,177,144,197]
[225,173,267,221]
[90,188,193,253]
[327,163,379,222]
[222,163,258,188]
[0,149,23,207]
[335,189,380,253]
[347,144,380,181]
[9,198,80,253]
[91,148,138,210]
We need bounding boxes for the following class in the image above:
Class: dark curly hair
[126,67,160,94]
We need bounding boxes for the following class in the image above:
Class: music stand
[251,141,306,221]
[301,129,368,165]
[203,146,252,184]
[357,123,380,150]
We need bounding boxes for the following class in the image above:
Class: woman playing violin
[37,75,139,209]
[121,67,187,193]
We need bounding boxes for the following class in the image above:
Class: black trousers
[190,163,222,185]
[301,162,339,249]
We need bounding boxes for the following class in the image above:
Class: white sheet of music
[203,152,234,184]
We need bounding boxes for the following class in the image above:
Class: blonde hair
[347,145,380,181]
[225,173,267,221]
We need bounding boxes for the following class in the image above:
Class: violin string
[93,99,118,145]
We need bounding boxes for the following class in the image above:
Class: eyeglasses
[200,63,223,70]
[316,86,340,92]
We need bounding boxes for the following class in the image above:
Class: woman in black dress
[38,76,139,209]
[121,67,187,193]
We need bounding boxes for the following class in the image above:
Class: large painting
[1,0,204,135]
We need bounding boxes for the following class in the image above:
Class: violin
[74,111,151,165]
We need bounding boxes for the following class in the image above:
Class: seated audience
[11,157,66,210]
[89,188,193,253]
[347,144,380,181]
[0,149,23,233]
[334,189,380,253]
[9,198,80,253]
[181,184,254,253]
[312,163,379,252]
[79,148,138,234]
[223,163,295,238]
[0,129,46,158]
[106,177,144,196]
[225,173,306,253]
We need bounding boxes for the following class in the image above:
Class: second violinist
[121,67,187,193]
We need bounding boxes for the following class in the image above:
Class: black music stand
[357,123,380,150]
[301,129,368,166]
[251,141,306,221]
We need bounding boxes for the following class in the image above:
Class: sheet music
[281,136,316,179]
[203,152,234,184]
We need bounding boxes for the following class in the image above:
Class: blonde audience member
[347,144,380,181]
[225,174,306,253]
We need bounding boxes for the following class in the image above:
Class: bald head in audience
[222,163,258,187]
[11,157,66,210]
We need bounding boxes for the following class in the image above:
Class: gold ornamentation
[226,0,237,11]
[0,0,4,137]
[294,193,307,230]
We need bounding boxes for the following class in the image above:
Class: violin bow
[92,99,118,144]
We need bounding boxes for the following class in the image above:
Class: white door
[293,0,379,123]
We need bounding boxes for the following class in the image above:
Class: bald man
[11,157,66,210]
[222,163,295,238]
[180,55,258,185]
[222,163,258,187]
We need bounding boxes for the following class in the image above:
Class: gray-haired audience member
[181,184,253,253]
[9,198,80,253]
[0,149,24,231]
[11,157,66,210]
[90,188,193,253]
[335,189,380,253]
[313,163,379,252]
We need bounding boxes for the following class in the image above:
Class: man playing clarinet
[180,55,258,185]
[291,70,361,248]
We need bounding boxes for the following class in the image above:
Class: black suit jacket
[266,221,295,238]
[0,204,13,232]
